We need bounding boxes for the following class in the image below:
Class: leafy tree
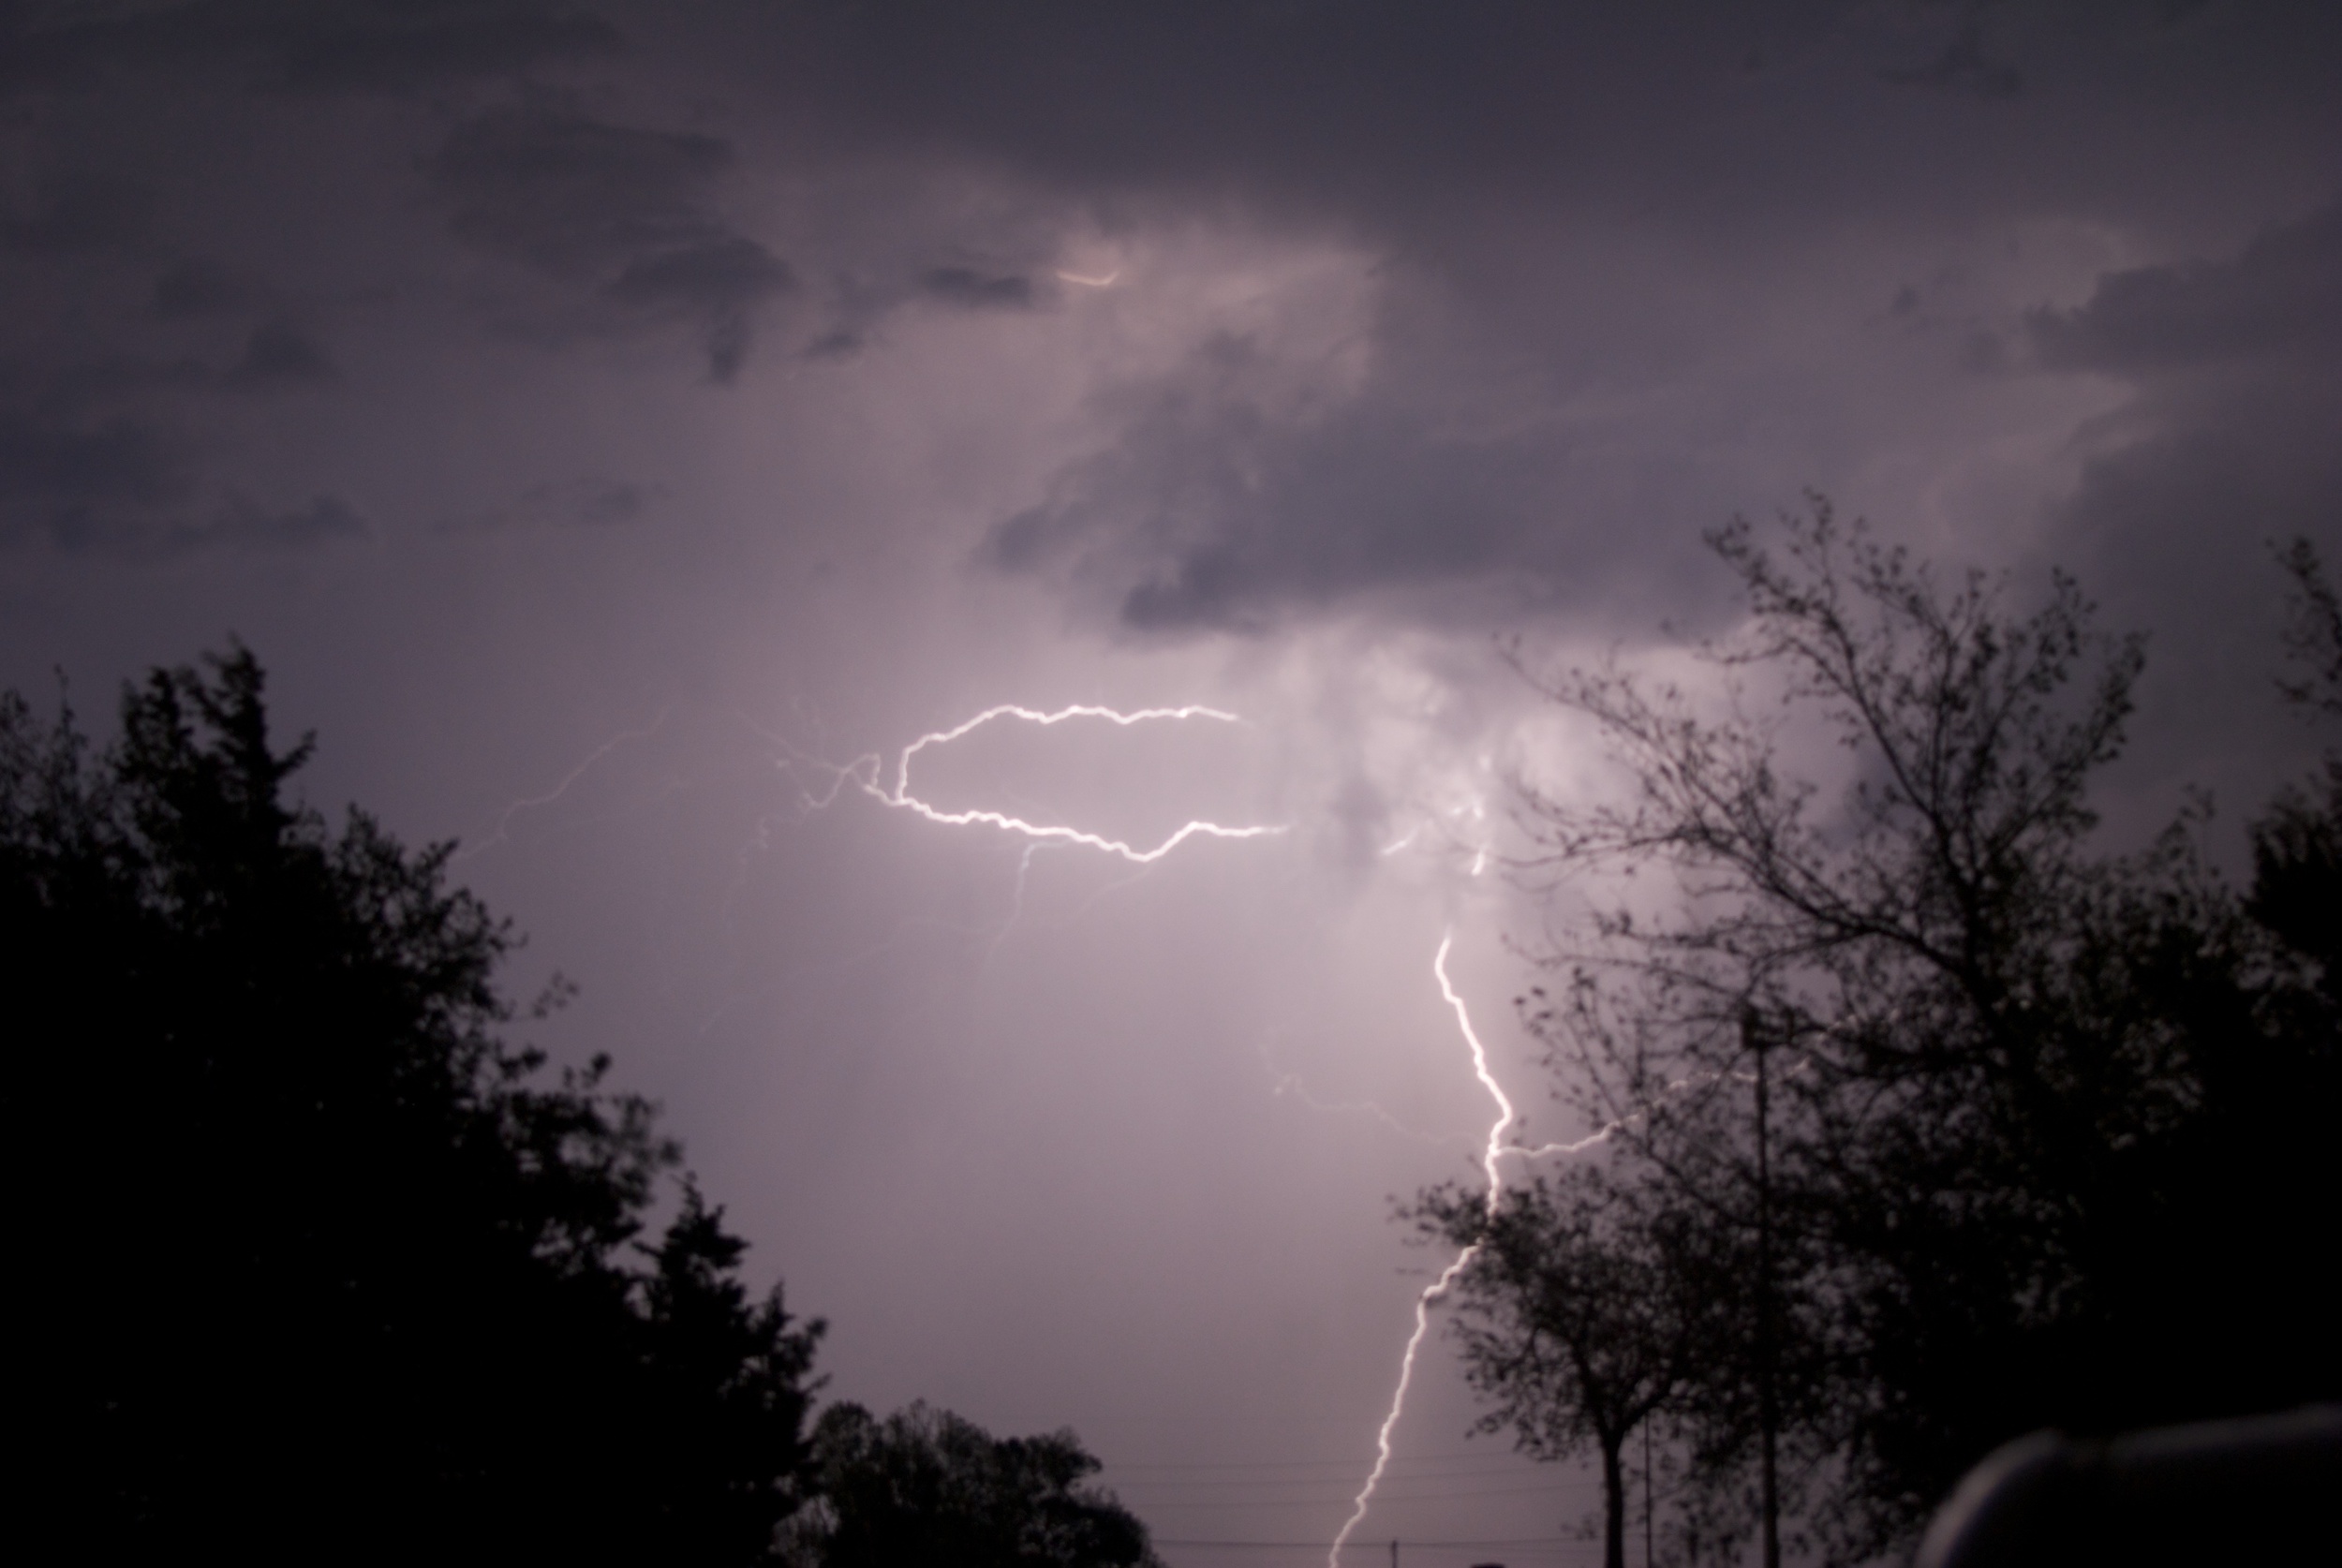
[4,647,823,1565]
[783,1400,1161,1568]
[1413,1159,1746,1568]
[1501,503,2342,1554]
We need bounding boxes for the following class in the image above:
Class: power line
[1113,1475,1597,1502]
[1105,1450,1562,1472]
[1152,1545,1574,1554]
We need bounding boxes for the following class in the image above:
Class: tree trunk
[1602,1435,1627,1568]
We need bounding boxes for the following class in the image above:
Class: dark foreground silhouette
[3,649,1156,1568]
[1413,516,2342,1565]
[1918,1407,2342,1568]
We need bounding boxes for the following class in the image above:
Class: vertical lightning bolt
[788,703,1615,1566]
[1327,933,1512,1567]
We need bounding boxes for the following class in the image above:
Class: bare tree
[1503,498,2206,1553]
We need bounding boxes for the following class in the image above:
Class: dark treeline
[3,650,1158,1567]
[1415,507,2342,1567]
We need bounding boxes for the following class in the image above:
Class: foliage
[3,647,823,1565]
[1413,1158,1755,1568]
[1480,503,2342,1557]
[783,1400,1161,1568]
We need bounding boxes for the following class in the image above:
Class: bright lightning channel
[1327,933,1616,1567]
[859,703,1285,862]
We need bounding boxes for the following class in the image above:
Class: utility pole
[1389,1536,1399,1568]
[1745,1006,1782,1568]
[1643,1421,1655,1568]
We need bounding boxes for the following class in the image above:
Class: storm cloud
[3,3,2337,1558]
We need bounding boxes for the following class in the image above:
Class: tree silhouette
[784,1400,1161,1568]
[1497,504,2342,1553]
[5,647,822,1565]
[1414,1161,1740,1568]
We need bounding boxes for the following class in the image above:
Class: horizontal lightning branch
[838,703,1288,863]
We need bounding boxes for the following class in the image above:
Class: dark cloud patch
[1879,9,2023,101]
[30,488,365,558]
[692,0,2342,250]
[802,328,862,361]
[222,319,336,391]
[605,236,793,312]
[0,407,352,555]
[153,491,365,555]
[2032,200,2342,802]
[0,1,618,97]
[12,323,337,402]
[979,359,1709,637]
[151,258,253,319]
[919,267,1034,310]
[0,409,185,550]
[256,2,621,96]
[603,236,793,382]
[0,171,154,254]
[426,99,789,379]
[2028,200,2342,373]
[437,475,661,534]
[429,101,734,274]
[0,412,185,513]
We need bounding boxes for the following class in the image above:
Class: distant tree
[1413,1159,1742,1568]
[3,647,823,1565]
[783,1401,1161,1568]
[1505,503,2342,1554]
[2254,538,2342,990]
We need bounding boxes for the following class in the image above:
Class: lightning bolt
[453,702,676,863]
[853,703,1286,862]
[1326,933,1628,1566]
[782,701,1612,1566]
[1261,1042,1458,1150]
[1327,934,1509,1566]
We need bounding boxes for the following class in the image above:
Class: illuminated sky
[6,4,2339,1561]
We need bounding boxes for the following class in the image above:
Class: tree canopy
[6,648,823,1564]
[784,1401,1161,1568]
[1430,506,2342,1560]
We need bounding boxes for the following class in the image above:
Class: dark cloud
[978,346,1708,637]
[151,258,253,319]
[603,237,793,382]
[0,407,361,555]
[691,1,2342,247]
[2029,200,2342,373]
[427,99,790,378]
[0,7,2338,1545]
[221,319,336,391]
[0,171,154,254]
[32,488,365,558]
[2029,200,2342,800]
[153,491,365,555]
[6,323,337,403]
[428,101,734,274]
[0,413,185,516]
[1879,8,2023,101]
[253,2,621,95]
[0,1,618,96]
[437,475,661,534]
[919,267,1034,310]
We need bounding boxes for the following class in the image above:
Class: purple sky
[6,4,2340,1562]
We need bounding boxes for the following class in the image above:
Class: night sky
[6,4,2339,1562]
